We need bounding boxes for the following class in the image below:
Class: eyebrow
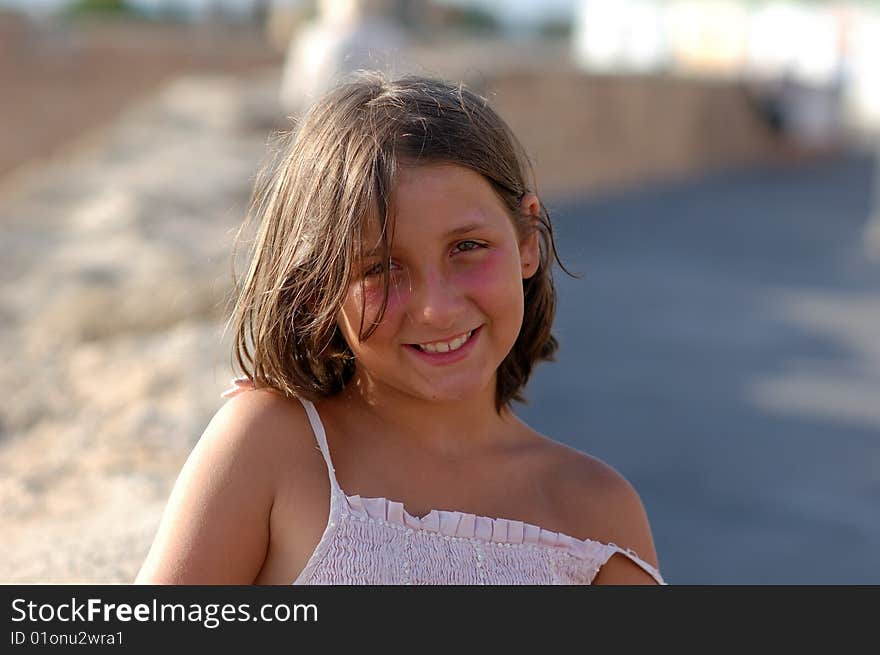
[363,222,490,258]
[445,222,487,237]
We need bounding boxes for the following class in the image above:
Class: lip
[410,328,474,348]
[404,325,482,366]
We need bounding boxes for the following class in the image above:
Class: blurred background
[1,0,878,584]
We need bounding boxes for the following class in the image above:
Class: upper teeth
[416,330,474,354]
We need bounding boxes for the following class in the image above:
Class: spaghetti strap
[296,397,341,493]
[291,396,346,586]
[599,543,666,585]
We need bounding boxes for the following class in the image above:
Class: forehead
[396,162,499,205]
[361,162,510,246]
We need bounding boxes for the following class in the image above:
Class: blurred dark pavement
[521,152,880,584]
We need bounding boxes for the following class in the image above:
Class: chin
[414,376,495,404]
[424,389,479,403]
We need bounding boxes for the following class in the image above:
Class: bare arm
[590,471,662,586]
[135,391,286,584]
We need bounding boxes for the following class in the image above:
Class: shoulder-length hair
[226,71,570,412]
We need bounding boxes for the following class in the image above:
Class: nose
[405,268,465,330]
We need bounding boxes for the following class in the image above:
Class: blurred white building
[845,8,880,134]
[572,0,880,137]
[665,0,750,77]
[572,0,668,73]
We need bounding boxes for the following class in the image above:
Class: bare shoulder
[178,387,318,487]
[135,389,316,584]
[542,440,662,585]
[207,388,315,460]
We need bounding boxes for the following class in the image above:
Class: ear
[518,193,541,280]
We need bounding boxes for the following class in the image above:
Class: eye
[453,240,486,254]
[363,263,384,277]
[362,260,399,278]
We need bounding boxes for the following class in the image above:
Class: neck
[336,371,521,459]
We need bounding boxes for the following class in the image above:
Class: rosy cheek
[457,249,513,295]
[357,278,408,327]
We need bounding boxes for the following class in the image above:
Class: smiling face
[336,162,540,406]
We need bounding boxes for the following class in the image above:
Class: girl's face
[336,162,540,405]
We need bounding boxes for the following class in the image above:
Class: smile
[410,328,476,353]
[403,325,482,366]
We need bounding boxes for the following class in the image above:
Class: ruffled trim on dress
[344,493,610,560]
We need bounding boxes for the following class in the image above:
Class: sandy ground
[4,21,859,584]
[0,69,284,582]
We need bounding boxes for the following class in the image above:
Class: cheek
[458,249,522,306]
[342,280,407,343]
[366,278,408,320]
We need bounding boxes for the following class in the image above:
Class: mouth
[404,325,483,363]
[408,328,476,353]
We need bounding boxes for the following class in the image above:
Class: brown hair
[225,71,571,412]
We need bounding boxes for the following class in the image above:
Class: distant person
[278,0,409,116]
[135,72,665,585]
[747,73,844,151]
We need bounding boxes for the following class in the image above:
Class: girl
[135,72,665,585]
